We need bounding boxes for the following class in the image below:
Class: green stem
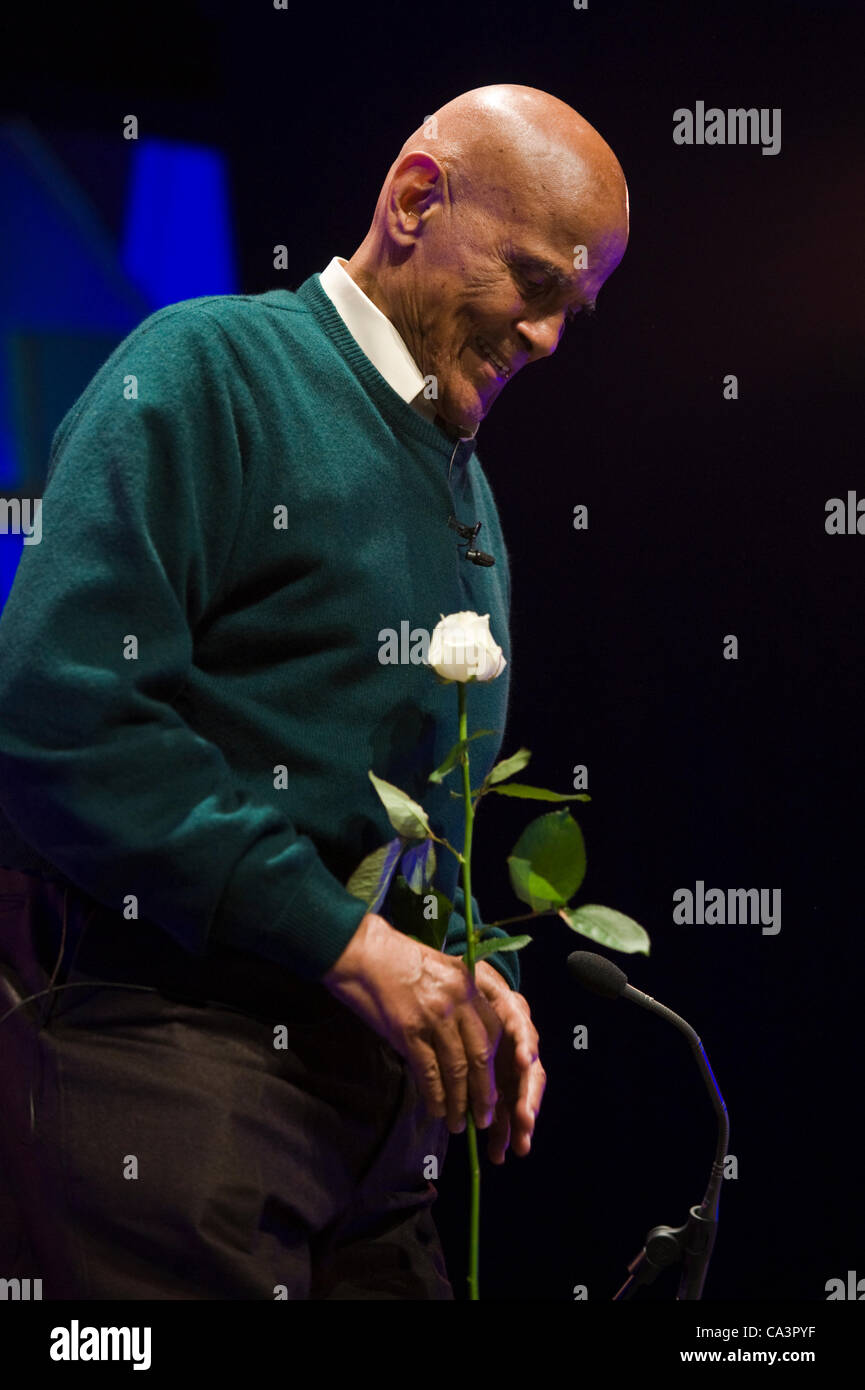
[483,909,554,931]
[458,681,481,1302]
[466,1104,480,1300]
[459,686,476,976]
[429,833,465,864]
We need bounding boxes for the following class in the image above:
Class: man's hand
[473,959,546,1164]
[322,912,503,1134]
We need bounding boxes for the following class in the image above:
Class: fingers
[404,986,502,1132]
[405,1035,448,1123]
[403,962,547,1156]
[508,1058,546,1155]
[431,1015,473,1132]
[526,1058,547,1117]
[456,1000,499,1130]
[486,1092,511,1165]
[484,995,545,1159]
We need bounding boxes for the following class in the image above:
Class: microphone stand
[612,987,729,1301]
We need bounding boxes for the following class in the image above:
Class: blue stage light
[122,139,237,309]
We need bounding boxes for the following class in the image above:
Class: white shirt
[318,257,477,440]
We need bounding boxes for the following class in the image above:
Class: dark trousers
[0,867,453,1299]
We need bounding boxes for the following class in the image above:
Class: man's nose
[516,314,564,360]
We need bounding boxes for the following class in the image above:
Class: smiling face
[404,177,628,436]
[347,86,630,438]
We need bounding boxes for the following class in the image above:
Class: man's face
[406,177,628,437]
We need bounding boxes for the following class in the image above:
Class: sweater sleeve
[0,304,367,981]
[444,886,521,991]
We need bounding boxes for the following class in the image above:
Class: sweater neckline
[295,272,478,468]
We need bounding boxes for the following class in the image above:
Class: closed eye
[520,274,576,323]
[512,263,591,328]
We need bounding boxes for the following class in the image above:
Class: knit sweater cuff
[210,857,369,982]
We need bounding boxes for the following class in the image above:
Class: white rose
[426,611,507,683]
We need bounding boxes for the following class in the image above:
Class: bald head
[347,84,629,438]
[390,84,628,238]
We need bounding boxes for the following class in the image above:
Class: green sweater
[0,271,520,991]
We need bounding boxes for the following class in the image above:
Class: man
[0,84,628,1298]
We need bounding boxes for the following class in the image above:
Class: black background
[2,0,863,1301]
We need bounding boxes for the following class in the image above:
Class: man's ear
[387,151,445,242]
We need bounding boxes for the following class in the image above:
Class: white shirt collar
[318,257,477,439]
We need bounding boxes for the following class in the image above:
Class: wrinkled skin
[346,83,629,438]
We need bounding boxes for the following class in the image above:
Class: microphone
[568,950,730,1300]
[448,514,495,566]
[568,951,627,999]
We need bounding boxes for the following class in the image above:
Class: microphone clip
[448,513,495,567]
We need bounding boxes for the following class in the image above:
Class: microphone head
[567,950,628,999]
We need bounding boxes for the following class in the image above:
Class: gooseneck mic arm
[567,950,730,1300]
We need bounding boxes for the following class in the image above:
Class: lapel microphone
[448,514,496,566]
